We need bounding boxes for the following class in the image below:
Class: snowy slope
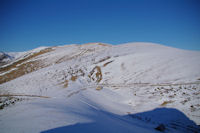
[0,42,200,133]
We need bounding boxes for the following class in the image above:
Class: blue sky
[0,0,200,52]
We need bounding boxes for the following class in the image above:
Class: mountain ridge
[0,42,200,133]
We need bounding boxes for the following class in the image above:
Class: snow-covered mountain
[0,42,200,133]
[0,52,14,66]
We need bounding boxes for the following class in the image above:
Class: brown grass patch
[0,48,53,73]
[0,48,53,84]
[83,42,109,46]
[64,80,68,88]
[0,60,39,84]
[97,43,110,46]
[71,76,77,81]
[88,66,102,83]
[161,100,174,106]
[95,66,102,82]
[96,86,103,90]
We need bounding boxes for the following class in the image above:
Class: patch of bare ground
[94,56,111,64]
[103,60,113,67]
[0,60,39,84]
[63,80,68,88]
[0,48,53,84]
[161,100,174,106]
[88,66,102,83]
[97,43,111,47]
[96,86,103,90]
[83,42,110,47]
[71,76,77,81]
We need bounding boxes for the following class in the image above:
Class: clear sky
[0,0,200,52]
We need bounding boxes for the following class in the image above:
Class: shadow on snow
[41,108,200,133]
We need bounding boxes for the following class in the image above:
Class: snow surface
[0,42,200,133]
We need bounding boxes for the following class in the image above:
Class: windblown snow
[0,42,200,133]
